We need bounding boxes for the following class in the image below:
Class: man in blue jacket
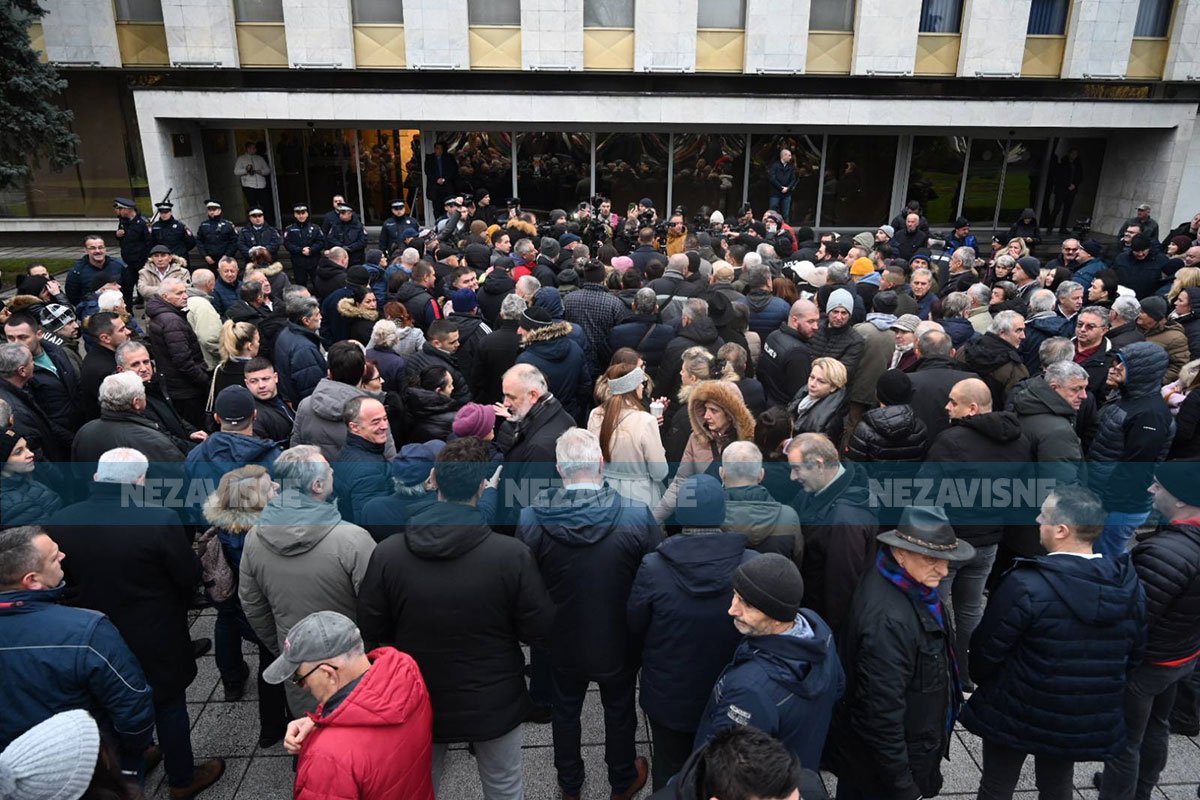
[184,386,281,522]
[66,235,126,307]
[694,553,845,795]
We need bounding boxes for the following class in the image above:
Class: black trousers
[550,668,638,795]
[649,719,694,792]
[978,739,1073,800]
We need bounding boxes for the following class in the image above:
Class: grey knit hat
[0,710,100,800]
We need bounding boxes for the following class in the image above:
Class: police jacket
[197,216,238,261]
[327,219,368,265]
[118,213,152,266]
[151,218,195,256]
[236,224,282,261]
[284,221,326,271]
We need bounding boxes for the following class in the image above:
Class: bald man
[758,298,820,406]
[917,376,1036,691]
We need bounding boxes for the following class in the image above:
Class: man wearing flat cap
[826,506,974,800]
[694,553,845,795]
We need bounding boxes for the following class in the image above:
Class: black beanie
[0,428,19,463]
[732,554,805,622]
[1141,295,1169,322]
[876,369,914,406]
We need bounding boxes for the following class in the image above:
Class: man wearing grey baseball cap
[268,611,434,799]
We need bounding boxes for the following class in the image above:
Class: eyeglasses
[291,662,338,687]
[1076,322,1104,331]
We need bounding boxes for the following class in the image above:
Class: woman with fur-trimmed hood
[654,379,755,524]
[336,285,380,346]
[515,308,590,421]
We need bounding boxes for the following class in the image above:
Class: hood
[678,316,722,347]
[392,281,429,303]
[1026,553,1142,625]
[723,485,794,546]
[865,312,896,330]
[1009,377,1075,420]
[963,332,1022,373]
[526,485,628,545]
[507,219,538,238]
[197,431,279,465]
[254,489,344,555]
[0,584,67,613]
[1120,340,1171,398]
[309,378,369,422]
[317,647,429,729]
[6,295,46,315]
[521,320,573,347]
[656,532,750,597]
[260,261,285,277]
[405,502,493,559]
[688,380,756,441]
[732,609,839,699]
[202,493,263,533]
[316,260,345,279]
[745,290,780,313]
[533,287,564,319]
[336,297,379,321]
[949,410,1023,443]
[480,271,516,297]
[404,385,457,416]
[1028,314,1069,336]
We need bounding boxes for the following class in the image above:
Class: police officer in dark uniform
[326,204,368,266]
[196,199,239,268]
[378,199,420,258]
[149,202,196,260]
[114,197,150,306]
[283,202,325,287]
[236,207,282,262]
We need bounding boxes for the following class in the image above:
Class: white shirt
[234,154,271,189]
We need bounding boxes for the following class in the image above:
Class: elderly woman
[588,362,668,507]
[365,319,409,391]
[337,285,379,346]
[788,356,849,444]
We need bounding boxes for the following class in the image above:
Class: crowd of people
[2,156,1200,800]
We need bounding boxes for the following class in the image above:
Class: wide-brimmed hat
[877,506,976,561]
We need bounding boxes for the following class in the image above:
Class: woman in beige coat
[587,362,668,508]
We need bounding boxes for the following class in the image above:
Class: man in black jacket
[517,429,656,800]
[608,288,674,374]
[471,294,526,405]
[405,320,471,407]
[907,330,979,441]
[282,203,324,288]
[656,299,724,403]
[5,311,82,432]
[758,298,819,407]
[767,149,798,222]
[356,437,554,799]
[79,312,129,421]
[0,343,73,462]
[1098,459,1200,800]
[244,357,294,448]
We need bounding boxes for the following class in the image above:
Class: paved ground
[143,608,1200,799]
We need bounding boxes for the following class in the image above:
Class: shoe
[611,756,649,800]
[525,703,553,724]
[1092,771,1102,791]
[1170,722,1200,736]
[191,638,212,658]
[168,758,226,799]
[561,791,581,800]
[142,744,162,774]
[223,662,251,701]
[258,728,285,749]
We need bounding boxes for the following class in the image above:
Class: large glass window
[584,0,634,27]
[747,135,821,226]
[810,0,855,31]
[919,0,962,32]
[436,132,513,207]
[233,0,284,22]
[820,135,897,226]
[1134,0,1173,36]
[1027,0,1069,34]
[357,128,421,224]
[469,0,520,25]
[697,0,745,28]
[352,0,403,24]
[671,134,745,220]
[960,139,1005,226]
[516,133,591,215]
[906,136,967,226]
[596,133,668,216]
[996,139,1050,227]
[115,0,163,22]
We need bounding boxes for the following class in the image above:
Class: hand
[284,717,316,755]
[205,256,215,265]
[116,228,125,238]
[492,402,511,420]
[437,177,445,184]
[47,279,61,295]
[486,465,503,489]
[189,431,209,442]
[781,187,789,194]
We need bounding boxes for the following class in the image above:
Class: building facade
[3,0,1200,238]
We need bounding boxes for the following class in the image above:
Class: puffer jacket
[0,472,64,529]
[406,342,471,408]
[1144,320,1191,383]
[336,297,379,346]
[1131,522,1200,663]
[656,317,725,403]
[294,647,434,800]
[721,484,803,565]
[274,323,327,405]
[291,378,397,462]
[402,386,457,444]
[1087,342,1175,513]
[145,294,211,400]
[1020,313,1071,373]
[516,322,590,421]
[744,290,791,340]
[476,270,516,327]
[962,553,1145,761]
[846,404,928,466]
[1176,310,1200,360]
[808,319,865,375]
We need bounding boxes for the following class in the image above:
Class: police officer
[326,203,368,266]
[378,199,419,258]
[283,203,325,288]
[149,202,196,260]
[236,207,282,262]
[114,197,150,306]
[196,199,239,268]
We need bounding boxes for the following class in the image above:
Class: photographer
[666,210,689,257]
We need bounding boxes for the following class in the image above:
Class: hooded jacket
[518,485,660,678]
[608,314,675,374]
[402,385,457,444]
[957,332,1030,410]
[470,319,522,405]
[274,323,327,405]
[239,488,377,714]
[1008,377,1085,486]
[516,322,590,420]
[694,609,845,773]
[1087,342,1175,512]
[294,647,434,800]
[336,297,379,346]
[1144,319,1191,383]
[961,553,1145,760]
[627,532,754,732]
[392,280,442,331]
[745,290,791,339]
[356,501,555,742]
[477,270,516,327]
[291,378,397,461]
[656,316,725,403]
[1132,522,1200,663]
[1020,313,1071,373]
[721,484,803,565]
[406,341,472,407]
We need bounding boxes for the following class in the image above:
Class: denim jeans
[214,598,289,737]
[939,542,998,688]
[649,719,694,792]
[431,724,525,800]
[155,693,195,788]
[1096,510,1151,559]
[1100,659,1197,800]
[978,739,1074,800]
[551,669,639,795]
[769,193,793,223]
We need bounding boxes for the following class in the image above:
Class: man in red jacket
[271,611,434,800]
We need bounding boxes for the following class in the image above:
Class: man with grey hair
[274,293,326,405]
[1022,288,1073,372]
[966,283,994,333]
[1055,280,1084,325]
[145,276,211,428]
[0,342,72,462]
[239,444,376,716]
[657,297,724,401]
[958,309,1029,409]
[186,267,223,368]
[940,246,978,297]
[46,446,224,798]
[647,252,698,314]
[517,428,657,800]
[1108,295,1146,350]
[938,292,978,351]
[720,440,802,565]
[607,287,674,374]
[1008,358,1088,514]
[72,371,187,468]
[470,293,528,405]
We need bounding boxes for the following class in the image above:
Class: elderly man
[332,396,392,525]
[656,298,725,402]
[145,278,211,428]
[827,506,975,800]
[273,294,326,405]
[186,268,224,368]
[136,245,190,301]
[4,310,82,431]
[720,441,802,564]
[1121,203,1160,244]
[114,340,207,455]
[1075,306,1116,400]
[0,345,71,464]
[72,371,187,471]
[958,310,1029,409]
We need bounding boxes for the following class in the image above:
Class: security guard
[283,203,325,287]
[149,201,196,259]
[378,199,420,258]
[196,199,239,267]
[326,204,368,266]
[114,197,150,306]
[236,207,282,262]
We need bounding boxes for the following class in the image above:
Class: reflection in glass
[697,0,746,27]
[438,131,513,206]
[810,0,855,31]
[115,0,163,22]
[233,0,285,22]
[357,128,421,225]
[352,0,403,23]
[517,133,591,215]
[919,0,962,32]
[1042,137,1106,232]
[305,130,356,219]
[1134,0,1172,36]
[468,0,520,25]
[1027,0,1068,34]
[596,133,669,218]
[748,135,821,225]
[671,134,745,221]
[996,139,1049,227]
[820,135,897,227]
[907,136,967,226]
[960,139,1005,227]
[271,130,308,217]
[584,0,634,27]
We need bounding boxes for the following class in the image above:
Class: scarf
[876,549,962,735]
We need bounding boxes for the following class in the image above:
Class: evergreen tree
[0,0,79,191]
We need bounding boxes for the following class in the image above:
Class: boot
[168,758,226,799]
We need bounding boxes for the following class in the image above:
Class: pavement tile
[191,702,268,758]
[234,756,296,800]
[149,756,251,800]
